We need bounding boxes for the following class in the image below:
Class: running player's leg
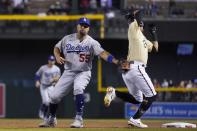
[47,70,75,120]
[39,85,50,119]
[40,85,54,119]
[71,71,91,128]
[104,69,142,107]
[132,66,157,119]
[120,70,143,104]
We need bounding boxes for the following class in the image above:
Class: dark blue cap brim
[78,22,90,26]
[48,59,55,61]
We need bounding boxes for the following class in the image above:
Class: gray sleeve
[92,40,104,56]
[35,66,43,76]
[55,37,66,52]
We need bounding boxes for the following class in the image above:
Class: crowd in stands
[0,0,197,18]
[0,0,71,15]
[153,78,197,89]
[153,78,197,102]
[0,0,29,14]
[47,0,71,15]
[126,0,197,18]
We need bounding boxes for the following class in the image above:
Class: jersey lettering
[66,44,90,53]
[44,72,54,78]
[55,33,104,71]
[79,53,90,63]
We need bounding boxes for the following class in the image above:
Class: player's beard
[79,30,87,36]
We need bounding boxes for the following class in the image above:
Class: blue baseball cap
[78,17,90,26]
[48,55,55,61]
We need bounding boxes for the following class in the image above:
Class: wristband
[107,55,114,63]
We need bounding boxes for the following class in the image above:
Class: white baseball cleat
[104,86,116,107]
[70,119,83,128]
[39,110,44,119]
[128,118,148,128]
[39,116,57,128]
[39,120,50,128]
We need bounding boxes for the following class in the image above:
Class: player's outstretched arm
[134,10,144,27]
[99,51,130,73]
[152,41,159,52]
[99,51,119,65]
[54,47,66,65]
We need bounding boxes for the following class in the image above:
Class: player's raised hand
[148,24,157,34]
[148,23,158,41]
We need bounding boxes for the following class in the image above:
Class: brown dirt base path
[0,119,196,128]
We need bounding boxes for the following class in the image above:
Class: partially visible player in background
[35,55,61,120]
[39,17,119,128]
[104,9,159,128]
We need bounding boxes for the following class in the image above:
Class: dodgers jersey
[36,65,61,86]
[127,20,153,65]
[55,33,104,71]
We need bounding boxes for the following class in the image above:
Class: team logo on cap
[48,55,55,61]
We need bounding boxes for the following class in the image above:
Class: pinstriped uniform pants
[122,61,157,102]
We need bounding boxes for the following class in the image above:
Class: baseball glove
[118,59,130,73]
[148,23,158,41]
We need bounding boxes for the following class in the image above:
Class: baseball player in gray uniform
[104,9,159,128]
[35,55,61,121]
[39,17,119,128]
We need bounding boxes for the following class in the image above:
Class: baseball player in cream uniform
[104,9,159,128]
[39,17,119,128]
[35,55,61,120]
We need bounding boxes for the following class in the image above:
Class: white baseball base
[161,122,196,128]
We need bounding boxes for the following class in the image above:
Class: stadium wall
[0,39,196,118]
